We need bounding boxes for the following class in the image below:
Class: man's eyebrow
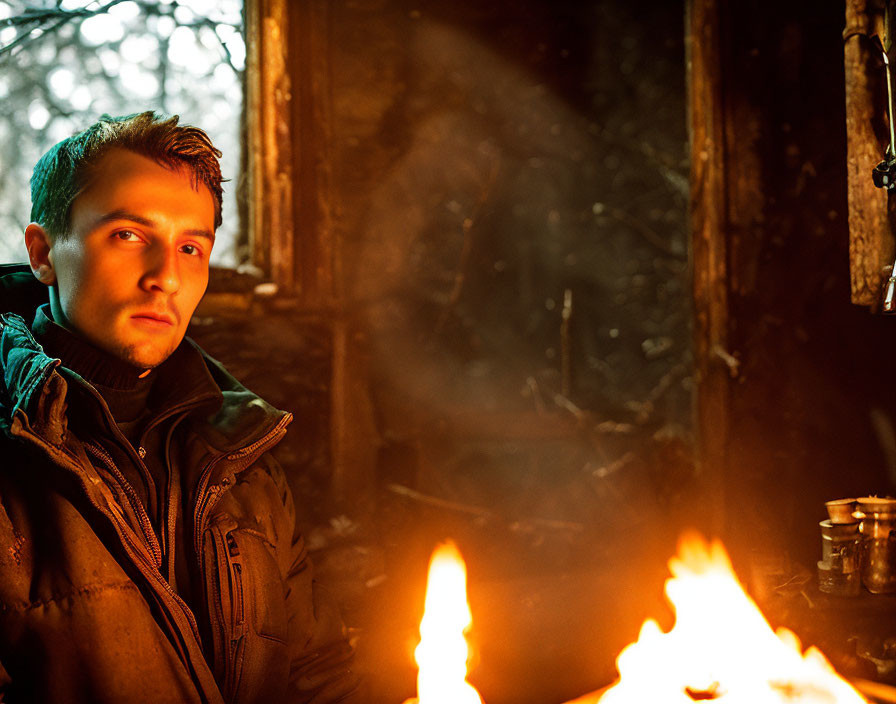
[91,209,155,230]
[91,209,216,243]
[184,228,216,244]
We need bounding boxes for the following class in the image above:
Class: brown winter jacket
[0,265,360,703]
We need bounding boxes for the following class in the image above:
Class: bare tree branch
[0,0,132,58]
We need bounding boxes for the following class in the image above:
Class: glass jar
[817,519,861,596]
[856,497,896,594]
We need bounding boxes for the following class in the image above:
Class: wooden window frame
[245,0,337,306]
[242,0,376,501]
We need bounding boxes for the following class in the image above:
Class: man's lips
[131,311,176,326]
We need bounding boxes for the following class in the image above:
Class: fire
[404,541,484,704]
[586,535,868,704]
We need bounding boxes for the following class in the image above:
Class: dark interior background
[198,1,696,702]
[7,0,896,701]
[192,0,896,701]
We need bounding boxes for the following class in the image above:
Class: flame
[405,542,484,704]
[585,534,868,704]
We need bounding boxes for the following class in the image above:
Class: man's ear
[24,223,57,286]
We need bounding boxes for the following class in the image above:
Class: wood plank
[245,0,296,289]
[330,318,379,501]
[687,0,729,536]
[844,0,891,306]
[289,0,337,305]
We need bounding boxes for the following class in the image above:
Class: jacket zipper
[192,412,293,562]
[64,377,227,658]
[83,442,204,647]
[77,379,215,533]
[223,530,247,702]
[224,412,294,462]
[226,532,244,624]
[191,412,292,692]
[79,385,212,648]
[135,391,221,455]
[84,442,163,568]
[232,565,244,625]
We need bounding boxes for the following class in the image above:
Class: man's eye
[114,230,140,242]
[180,244,201,256]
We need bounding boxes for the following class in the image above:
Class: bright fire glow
[405,542,484,704]
[580,535,868,704]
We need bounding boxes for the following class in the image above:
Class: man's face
[46,148,215,369]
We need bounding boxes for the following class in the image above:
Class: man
[0,112,360,703]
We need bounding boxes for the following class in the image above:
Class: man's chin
[105,338,180,371]
[125,347,178,370]
[61,315,181,370]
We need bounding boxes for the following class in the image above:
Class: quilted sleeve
[256,453,361,704]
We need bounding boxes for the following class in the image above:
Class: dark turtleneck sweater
[32,306,164,525]
[29,304,222,630]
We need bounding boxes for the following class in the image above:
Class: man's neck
[32,304,150,390]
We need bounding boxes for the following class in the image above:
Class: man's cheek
[58,264,90,314]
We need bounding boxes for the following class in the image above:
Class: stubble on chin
[59,305,182,370]
[110,337,180,371]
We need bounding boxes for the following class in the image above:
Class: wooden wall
[692,0,896,573]
[198,0,896,699]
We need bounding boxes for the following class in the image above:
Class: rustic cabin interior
[4,0,896,701]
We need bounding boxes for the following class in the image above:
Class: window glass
[0,0,244,266]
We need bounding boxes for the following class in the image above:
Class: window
[0,0,245,266]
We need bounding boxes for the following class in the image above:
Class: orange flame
[577,534,868,704]
[405,542,484,704]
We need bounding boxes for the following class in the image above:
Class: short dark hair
[30,111,224,239]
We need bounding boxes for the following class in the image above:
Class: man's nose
[141,243,181,294]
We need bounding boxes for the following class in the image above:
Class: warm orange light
[404,542,484,704]
[583,534,868,704]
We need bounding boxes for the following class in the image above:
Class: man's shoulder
[171,339,293,454]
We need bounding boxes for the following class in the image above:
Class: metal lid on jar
[825,498,857,524]
[820,519,860,537]
[856,496,896,516]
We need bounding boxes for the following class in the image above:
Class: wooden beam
[246,0,296,290]
[329,319,379,502]
[688,0,730,535]
[844,0,891,306]
[289,0,337,305]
